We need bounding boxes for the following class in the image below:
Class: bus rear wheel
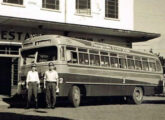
[68,86,81,107]
[127,87,143,105]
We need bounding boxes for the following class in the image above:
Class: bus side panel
[84,85,135,96]
[143,86,157,96]
[58,73,159,97]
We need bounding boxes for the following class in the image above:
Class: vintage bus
[18,35,164,107]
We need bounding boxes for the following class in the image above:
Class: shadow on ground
[3,94,128,108]
[143,99,165,104]
[0,112,71,120]
[3,94,165,108]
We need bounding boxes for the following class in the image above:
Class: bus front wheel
[68,86,81,107]
[127,87,143,105]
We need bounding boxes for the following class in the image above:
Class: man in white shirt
[26,63,40,109]
[44,62,59,109]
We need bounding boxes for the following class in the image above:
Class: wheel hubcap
[74,88,80,101]
[135,89,142,101]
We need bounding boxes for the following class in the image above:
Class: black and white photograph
[0,0,165,120]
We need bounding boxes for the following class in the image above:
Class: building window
[42,0,59,10]
[76,0,91,15]
[3,0,23,5]
[105,0,118,19]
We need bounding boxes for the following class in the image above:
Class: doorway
[0,57,12,95]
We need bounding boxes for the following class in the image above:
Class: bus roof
[23,35,157,58]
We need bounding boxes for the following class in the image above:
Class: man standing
[44,62,59,109]
[26,63,40,109]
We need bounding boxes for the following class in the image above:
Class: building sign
[92,42,130,53]
[0,30,43,42]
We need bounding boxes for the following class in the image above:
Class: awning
[0,41,22,46]
[0,15,160,42]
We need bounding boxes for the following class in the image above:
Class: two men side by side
[26,62,59,109]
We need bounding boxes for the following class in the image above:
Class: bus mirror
[66,51,72,62]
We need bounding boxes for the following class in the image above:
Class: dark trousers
[27,82,38,106]
[46,82,57,107]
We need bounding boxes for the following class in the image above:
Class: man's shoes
[51,106,55,109]
[35,103,38,109]
[25,105,30,109]
[47,105,51,109]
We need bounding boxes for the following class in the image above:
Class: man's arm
[44,72,47,89]
[56,72,59,87]
[36,72,40,84]
[36,72,40,87]
[26,72,30,89]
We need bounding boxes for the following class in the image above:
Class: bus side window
[101,56,110,67]
[148,59,156,72]
[135,57,142,70]
[79,53,89,65]
[156,60,161,71]
[110,53,119,68]
[90,54,100,66]
[149,62,156,72]
[89,50,100,66]
[127,56,135,69]
[119,58,127,69]
[118,54,127,69]
[67,51,78,64]
[142,58,149,71]
[72,52,78,63]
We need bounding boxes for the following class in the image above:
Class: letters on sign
[0,30,42,41]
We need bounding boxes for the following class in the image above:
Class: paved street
[0,96,165,120]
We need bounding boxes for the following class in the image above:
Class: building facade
[0,0,159,95]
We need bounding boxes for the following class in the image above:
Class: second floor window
[105,0,118,19]
[76,0,91,15]
[3,0,23,5]
[42,0,59,10]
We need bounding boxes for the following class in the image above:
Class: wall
[0,0,134,30]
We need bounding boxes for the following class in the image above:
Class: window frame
[100,54,110,67]
[66,46,78,64]
[110,53,119,68]
[76,0,91,15]
[118,54,127,69]
[135,56,142,70]
[148,59,156,72]
[142,58,149,71]
[156,60,162,72]
[78,47,89,65]
[105,0,119,19]
[2,0,24,7]
[126,55,135,70]
[89,49,100,66]
[42,0,60,11]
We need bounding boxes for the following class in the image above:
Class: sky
[133,0,165,57]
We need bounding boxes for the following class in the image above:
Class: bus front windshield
[22,46,58,65]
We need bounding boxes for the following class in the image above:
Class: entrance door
[0,57,11,95]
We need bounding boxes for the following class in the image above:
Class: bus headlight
[59,78,63,83]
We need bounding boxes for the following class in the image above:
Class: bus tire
[68,85,81,107]
[127,87,143,105]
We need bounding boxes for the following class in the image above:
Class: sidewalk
[0,95,10,108]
